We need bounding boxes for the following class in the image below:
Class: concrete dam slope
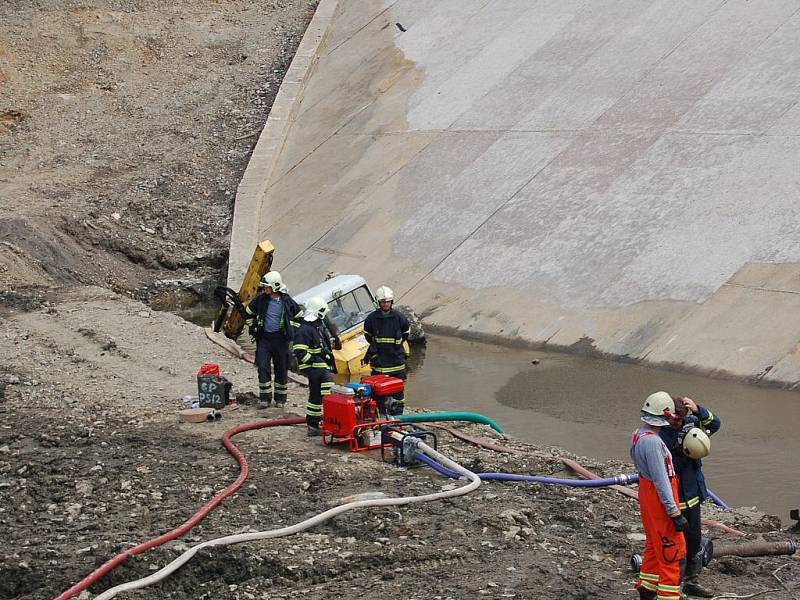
[230,0,800,387]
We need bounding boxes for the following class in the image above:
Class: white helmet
[259,271,285,292]
[304,296,329,321]
[640,391,675,427]
[375,285,394,302]
[682,427,711,460]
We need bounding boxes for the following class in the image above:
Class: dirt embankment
[1,2,799,600]
[0,0,316,307]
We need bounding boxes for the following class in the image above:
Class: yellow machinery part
[332,325,372,383]
[221,240,274,340]
[331,326,411,384]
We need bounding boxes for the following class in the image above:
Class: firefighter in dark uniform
[661,395,720,598]
[362,285,410,416]
[293,296,335,436]
[244,271,301,409]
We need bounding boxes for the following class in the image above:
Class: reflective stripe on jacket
[363,308,410,371]
[659,405,721,508]
[293,320,333,371]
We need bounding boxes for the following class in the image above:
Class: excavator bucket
[217,240,274,339]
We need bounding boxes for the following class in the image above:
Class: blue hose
[706,488,729,509]
[417,454,732,507]
[415,453,639,487]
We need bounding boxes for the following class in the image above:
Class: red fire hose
[55,416,305,600]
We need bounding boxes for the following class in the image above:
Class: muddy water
[405,334,800,524]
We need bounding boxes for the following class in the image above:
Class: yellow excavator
[214,240,411,380]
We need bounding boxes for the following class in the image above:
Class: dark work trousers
[305,367,333,428]
[682,502,703,575]
[255,332,290,404]
[372,368,406,416]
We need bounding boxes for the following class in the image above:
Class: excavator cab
[295,275,410,382]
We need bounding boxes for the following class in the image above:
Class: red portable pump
[321,381,402,451]
[361,374,405,416]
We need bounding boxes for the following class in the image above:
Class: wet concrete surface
[406,334,800,524]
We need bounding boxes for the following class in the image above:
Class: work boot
[683,580,713,598]
[275,400,286,408]
[258,397,271,409]
[637,588,656,600]
[307,425,321,437]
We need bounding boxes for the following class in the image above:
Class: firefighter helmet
[682,427,711,459]
[259,271,285,292]
[375,285,394,302]
[304,296,329,321]
[640,391,675,427]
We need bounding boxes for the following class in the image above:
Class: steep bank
[0,0,317,307]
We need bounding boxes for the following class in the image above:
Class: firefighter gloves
[671,514,690,532]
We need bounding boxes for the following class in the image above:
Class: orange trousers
[637,476,686,600]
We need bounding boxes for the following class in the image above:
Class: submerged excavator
[213,240,421,381]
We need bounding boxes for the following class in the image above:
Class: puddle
[406,333,800,524]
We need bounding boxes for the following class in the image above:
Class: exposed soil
[0,0,318,305]
[1,2,798,600]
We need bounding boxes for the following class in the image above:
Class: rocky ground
[1,2,799,600]
[0,289,798,599]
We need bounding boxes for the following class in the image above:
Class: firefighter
[244,271,301,409]
[630,391,688,600]
[293,296,335,436]
[362,285,410,416]
[661,396,720,598]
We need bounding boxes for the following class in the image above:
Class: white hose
[94,439,480,599]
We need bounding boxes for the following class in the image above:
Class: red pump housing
[322,387,397,451]
[360,374,405,397]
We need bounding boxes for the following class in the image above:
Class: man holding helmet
[630,391,687,600]
[293,296,335,436]
[244,271,301,409]
[363,285,411,415]
[660,396,721,598]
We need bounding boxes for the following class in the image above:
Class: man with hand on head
[661,395,720,598]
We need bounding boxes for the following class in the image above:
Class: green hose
[398,411,505,434]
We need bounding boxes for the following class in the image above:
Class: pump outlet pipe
[398,411,505,433]
[713,540,797,559]
[631,539,796,572]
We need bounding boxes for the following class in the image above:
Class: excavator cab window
[326,285,374,333]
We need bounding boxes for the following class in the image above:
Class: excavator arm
[214,240,275,340]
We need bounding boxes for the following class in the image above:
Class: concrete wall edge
[227,0,340,290]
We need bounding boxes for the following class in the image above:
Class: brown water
[405,334,800,524]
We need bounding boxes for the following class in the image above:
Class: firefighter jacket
[293,319,336,373]
[363,308,410,374]
[245,292,301,341]
[659,405,721,510]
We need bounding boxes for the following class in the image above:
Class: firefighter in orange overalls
[630,391,689,600]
